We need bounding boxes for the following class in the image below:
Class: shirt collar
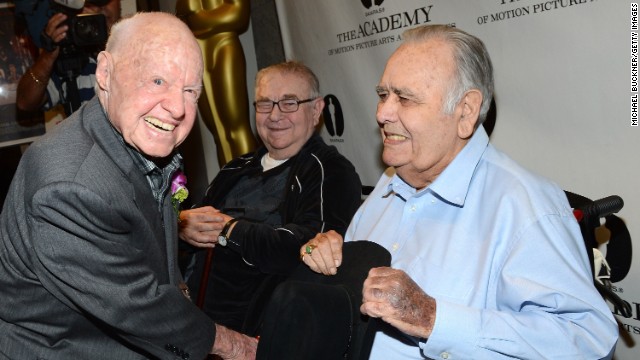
[111,125,182,192]
[384,126,489,206]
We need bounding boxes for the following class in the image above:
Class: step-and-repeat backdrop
[275,0,639,357]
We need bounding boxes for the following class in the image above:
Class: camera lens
[75,19,99,41]
[70,14,108,47]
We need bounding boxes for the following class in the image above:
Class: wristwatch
[217,218,239,246]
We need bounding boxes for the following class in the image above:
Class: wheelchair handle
[588,195,624,218]
[575,195,624,222]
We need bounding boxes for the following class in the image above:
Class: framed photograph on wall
[0,1,45,148]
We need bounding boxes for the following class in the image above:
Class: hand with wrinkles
[360,267,436,339]
[178,206,235,248]
[300,230,343,275]
[211,324,258,360]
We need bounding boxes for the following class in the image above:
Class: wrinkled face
[83,0,122,29]
[254,72,323,160]
[376,39,468,189]
[98,37,203,159]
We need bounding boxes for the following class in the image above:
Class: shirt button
[411,205,416,211]
[392,243,399,251]
[440,352,450,359]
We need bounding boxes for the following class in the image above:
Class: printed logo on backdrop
[361,0,384,10]
[327,3,436,57]
[322,95,345,142]
[611,284,640,336]
[477,0,601,25]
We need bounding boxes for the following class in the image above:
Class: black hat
[256,240,391,360]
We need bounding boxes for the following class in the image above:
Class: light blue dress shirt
[346,127,618,359]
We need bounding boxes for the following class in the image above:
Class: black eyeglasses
[253,98,317,113]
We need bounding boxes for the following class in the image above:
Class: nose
[266,104,283,121]
[163,87,186,119]
[376,97,397,126]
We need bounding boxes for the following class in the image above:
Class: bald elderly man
[0,12,256,360]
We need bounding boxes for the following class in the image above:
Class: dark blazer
[0,98,214,359]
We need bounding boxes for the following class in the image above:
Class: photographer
[16,0,121,116]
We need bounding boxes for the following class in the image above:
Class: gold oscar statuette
[176,0,258,166]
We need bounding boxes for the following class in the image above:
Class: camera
[35,0,109,84]
[62,13,108,48]
[46,0,109,50]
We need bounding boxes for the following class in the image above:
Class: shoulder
[22,105,123,196]
[24,117,92,181]
[220,150,262,171]
[300,135,356,170]
[479,145,571,215]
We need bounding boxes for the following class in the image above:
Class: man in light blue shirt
[302,24,618,359]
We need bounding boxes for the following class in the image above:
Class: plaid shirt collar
[110,126,182,209]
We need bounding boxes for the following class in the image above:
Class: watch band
[217,218,239,246]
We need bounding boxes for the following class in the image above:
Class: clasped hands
[179,206,234,248]
[301,231,436,339]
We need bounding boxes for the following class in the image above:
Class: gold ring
[305,244,316,255]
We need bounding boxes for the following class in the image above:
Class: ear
[312,97,325,127]
[95,51,112,94]
[456,89,482,139]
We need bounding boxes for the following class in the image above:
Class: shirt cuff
[420,299,481,359]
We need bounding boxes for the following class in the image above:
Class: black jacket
[187,134,362,334]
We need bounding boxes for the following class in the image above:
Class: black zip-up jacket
[187,134,362,334]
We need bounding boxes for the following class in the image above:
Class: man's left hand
[360,267,436,339]
[178,206,230,248]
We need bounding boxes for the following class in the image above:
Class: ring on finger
[305,244,317,255]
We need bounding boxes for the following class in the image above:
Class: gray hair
[402,25,494,123]
[255,61,321,99]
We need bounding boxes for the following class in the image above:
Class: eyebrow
[376,85,418,99]
[256,93,301,101]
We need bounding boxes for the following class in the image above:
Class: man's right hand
[300,230,344,275]
[42,13,69,55]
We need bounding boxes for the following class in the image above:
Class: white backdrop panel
[275,1,639,357]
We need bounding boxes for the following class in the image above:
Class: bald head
[106,12,200,62]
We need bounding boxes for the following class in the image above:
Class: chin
[382,151,402,167]
[138,144,176,159]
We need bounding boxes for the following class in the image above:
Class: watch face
[217,235,227,247]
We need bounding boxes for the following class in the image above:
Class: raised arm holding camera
[16,0,121,117]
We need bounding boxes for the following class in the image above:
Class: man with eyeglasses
[178,61,363,337]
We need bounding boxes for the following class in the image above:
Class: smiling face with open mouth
[96,14,203,159]
[375,38,476,189]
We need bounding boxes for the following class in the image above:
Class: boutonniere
[171,170,189,217]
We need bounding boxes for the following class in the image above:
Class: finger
[181,208,224,225]
[319,230,343,267]
[314,237,338,275]
[301,253,322,274]
[183,238,215,248]
[191,205,219,213]
[303,243,336,275]
[360,298,388,318]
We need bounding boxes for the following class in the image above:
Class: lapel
[81,98,171,280]
[163,191,180,284]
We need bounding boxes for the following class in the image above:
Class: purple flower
[170,170,188,216]
[171,171,188,195]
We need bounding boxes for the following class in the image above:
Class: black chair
[565,191,633,317]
